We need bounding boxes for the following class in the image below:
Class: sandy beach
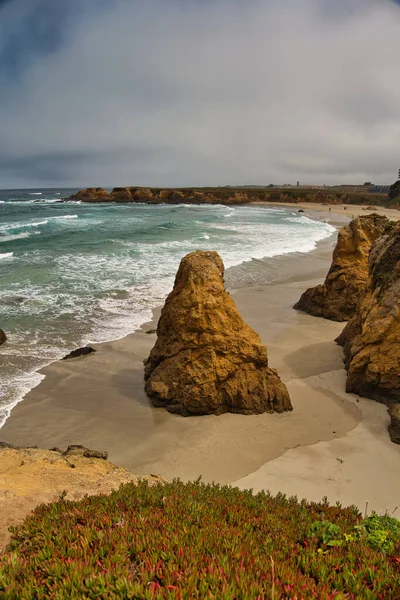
[1,206,399,515]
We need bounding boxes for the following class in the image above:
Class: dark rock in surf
[62,346,96,360]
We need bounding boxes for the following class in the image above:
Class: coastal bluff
[336,221,400,442]
[0,442,164,551]
[294,214,389,321]
[67,186,392,207]
[144,250,292,416]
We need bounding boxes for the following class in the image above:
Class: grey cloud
[0,0,399,187]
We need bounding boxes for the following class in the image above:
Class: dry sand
[254,200,400,223]
[1,207,399,516]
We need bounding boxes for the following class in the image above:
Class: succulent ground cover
[0,480,399,599]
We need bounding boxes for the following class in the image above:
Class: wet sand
[1,207,399,514]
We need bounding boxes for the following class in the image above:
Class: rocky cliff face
[0,443,164,551]
[336,222,400,400]
[294,215,389,321]
[144,251,292,416]
[68,187,257,205]
[336,222,400,440]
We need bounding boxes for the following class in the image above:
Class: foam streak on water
[0,188,335,427]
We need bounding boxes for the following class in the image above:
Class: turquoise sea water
[0,188,335,427]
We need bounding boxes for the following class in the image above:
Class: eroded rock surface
[144,251,292,416]
[0,445,165,551]
[294,214,389,321]
[336,222,400,440]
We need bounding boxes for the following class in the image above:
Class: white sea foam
[0,371,46,429]
[50,214,78,220]
[0,252,14,259]
[0,219,52,232]
[39,198,63,203]
[28,192,42,195]
[0,232,37,242]
[30,220,48,227]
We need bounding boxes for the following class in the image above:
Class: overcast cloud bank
[1,0,399,188]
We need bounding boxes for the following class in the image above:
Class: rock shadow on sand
[284,341,344,380]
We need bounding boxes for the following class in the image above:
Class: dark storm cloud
[0,0,399,187]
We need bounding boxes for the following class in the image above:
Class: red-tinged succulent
[0,479,399,599]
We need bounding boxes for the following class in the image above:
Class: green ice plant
[0,480,399,599]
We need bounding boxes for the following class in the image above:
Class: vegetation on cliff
[388,180,400,203]
[294,215,389,321]
[1,479,399,599]
[145,251,291,416]
[0,445,164,552]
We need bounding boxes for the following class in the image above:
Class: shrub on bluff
[144,250,292,416]
[294,214,389,321]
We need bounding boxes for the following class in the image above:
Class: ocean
[0,188,335,428]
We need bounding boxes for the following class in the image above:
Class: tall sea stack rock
[144,251,292,416]
[294,214,389,321]
[336,221,400,408]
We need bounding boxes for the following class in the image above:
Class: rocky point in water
[294,214,389,321]
[144,250,292,416]
[336,221,400,443]
[67,186,391,207]
[0,329,6,345]
[68,187,110,202]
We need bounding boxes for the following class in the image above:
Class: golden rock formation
[68,187,111,202]
[294,214,389,321]
[336,222,400,442]
[144,250,292,416]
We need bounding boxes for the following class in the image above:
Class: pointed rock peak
[144,250,292,417]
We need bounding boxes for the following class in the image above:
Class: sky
[0,0,400,188]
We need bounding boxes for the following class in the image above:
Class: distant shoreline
[65,185,399,209]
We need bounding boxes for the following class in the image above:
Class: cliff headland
[67,185,398,208]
